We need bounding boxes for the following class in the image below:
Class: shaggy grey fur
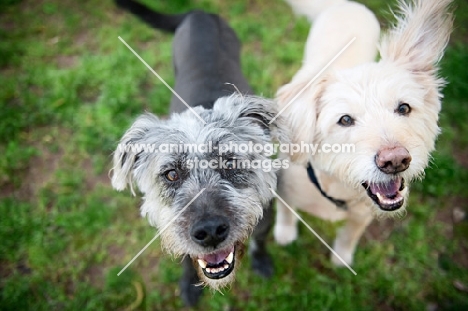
[112,1,287,306]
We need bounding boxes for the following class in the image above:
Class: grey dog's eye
[225,159,235,170]
[338,115,355,127]
[165,170,179,182]
[396,103,411,116]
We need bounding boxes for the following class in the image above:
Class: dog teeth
[204,264,231,275]
[197,259,207,269]
[202,252,234,274]
[226,252,234,264]
[376,192,403,205]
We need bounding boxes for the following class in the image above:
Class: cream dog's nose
[375,146,412,174]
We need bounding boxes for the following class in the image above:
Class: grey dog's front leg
[249,201,274,278]
[179,256,203,307]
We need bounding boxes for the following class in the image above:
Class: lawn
[1,0,468,310]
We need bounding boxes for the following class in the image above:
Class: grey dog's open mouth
[362,177,405,211]
[196,245,235,279]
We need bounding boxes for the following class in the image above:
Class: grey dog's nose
[375,146,412,174]
[191,216,230,247]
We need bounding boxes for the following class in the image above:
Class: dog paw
[179,279,203,307]
[251,250,274,278]
[330,243,354,267]
[273,224,298,245]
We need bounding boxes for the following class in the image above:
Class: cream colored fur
[284,0,348,21]
[275,0,453,266]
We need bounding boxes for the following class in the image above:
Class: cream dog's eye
[165,170,179,182]
[338,115,355,127]
[396,103,411,116]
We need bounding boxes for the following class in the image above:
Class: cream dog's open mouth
[362,177,405,211]
[196,245,235,279]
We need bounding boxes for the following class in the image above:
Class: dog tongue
[369,179,401,198]
[202,247,233,265]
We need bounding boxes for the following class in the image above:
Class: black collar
[306,163,347,210]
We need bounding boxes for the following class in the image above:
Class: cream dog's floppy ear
[379,0,453,75]
[276,77,329,164]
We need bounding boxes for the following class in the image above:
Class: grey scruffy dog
[112,0,286,306]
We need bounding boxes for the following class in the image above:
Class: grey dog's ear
[111,113,159,194]
[237,95,289,143]
[213,94,289,143]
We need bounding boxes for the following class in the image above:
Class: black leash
[306,163,348,210]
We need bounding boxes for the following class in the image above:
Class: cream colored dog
[275,0,453,266]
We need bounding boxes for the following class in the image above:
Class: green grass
[1,0,468,310]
